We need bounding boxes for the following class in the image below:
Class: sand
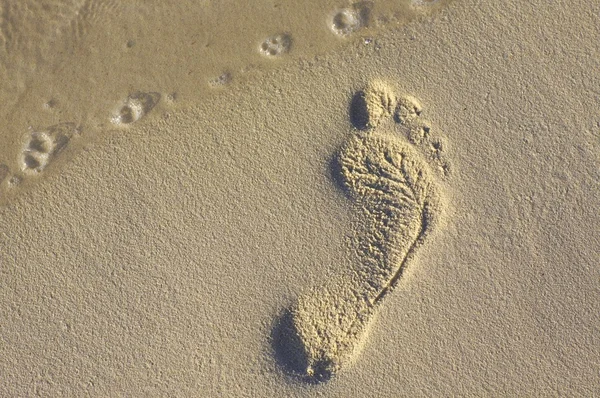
[1,0,599,396]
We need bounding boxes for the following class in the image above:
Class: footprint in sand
[19,123,78,175]
[111,91,161,125]
[272,82,446,383]
[328,3,371,37]
[259,34,292,57]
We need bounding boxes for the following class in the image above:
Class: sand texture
[1,0,600,396]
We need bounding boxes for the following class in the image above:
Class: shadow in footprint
[271,310,332,384]
[20,123,76,174]
[349,91,370,130]
[328,153,352,199]
[112,92,161,125]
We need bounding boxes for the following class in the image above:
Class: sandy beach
[1,0,599,396]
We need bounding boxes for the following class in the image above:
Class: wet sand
[0,0,445,182]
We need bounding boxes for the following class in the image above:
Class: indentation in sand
[111,91,161,125]
[329,2,371,37]
[19,123,77,175]
[208,72,232,88]
[273,84,444,383]
[350,80,396,130]
[259,34,292,57]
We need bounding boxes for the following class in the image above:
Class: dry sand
[1,0,599,396]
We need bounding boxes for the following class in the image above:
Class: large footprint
[273,82,443,383]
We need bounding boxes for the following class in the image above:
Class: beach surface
[1,0,599,396]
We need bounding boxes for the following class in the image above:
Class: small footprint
[208,72,232,87]
[328,2,371,37]
[259,34,292,57]
[273,82,444,382]
[111,91,160,125]
[19,123,77,175]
